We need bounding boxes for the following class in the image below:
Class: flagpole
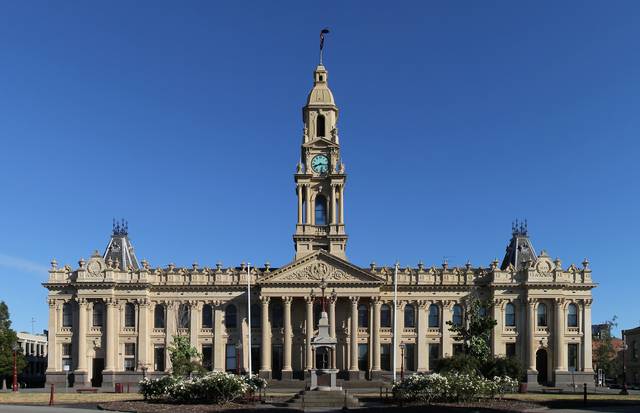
[393,261,399,382]
[247,262,252,378]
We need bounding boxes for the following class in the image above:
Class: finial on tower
[319,28,330,65]
[112,218,129,236]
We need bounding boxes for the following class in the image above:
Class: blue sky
[0,1,638,335]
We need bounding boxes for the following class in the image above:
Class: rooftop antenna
[319,28,330,65]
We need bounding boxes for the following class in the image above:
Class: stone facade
[16,332,48,387]
[43,63,596,389]
[623,327,640,386]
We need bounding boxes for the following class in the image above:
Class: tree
[168,335,203,377]
[0,301,27,382]
[446,297,497,362]
[593,316,621,380]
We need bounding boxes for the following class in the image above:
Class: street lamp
[235,342,243,376]
[12,342,20,392]
[621,329,628,395]
[399,343,406,382]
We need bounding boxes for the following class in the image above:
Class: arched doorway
[536,349,548,385]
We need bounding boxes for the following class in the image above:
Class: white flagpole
[393,261,399,382]
[247,262,252,378]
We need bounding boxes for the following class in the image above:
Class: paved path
[0,406,104,413]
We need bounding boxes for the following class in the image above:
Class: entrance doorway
[91,358,104,387]
[271,345,283,380]
[536,349,548,385]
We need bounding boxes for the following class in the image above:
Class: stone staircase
[285,389,361,409]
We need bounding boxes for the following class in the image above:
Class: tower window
[317,114,326,137]
[315,195,327,225]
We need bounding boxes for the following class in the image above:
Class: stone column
[104,299,116,372]
[441,301,453,358]
[417,300,428,372]
[395,301,405,370]
[583,299,593,371]
[138,299,150,372]
[527,298,537,371]
[297,185,303,224]
[213,301,225,371]
[554,299,566,371]
[349,296,359,378]
[304,184,311,225]
[305,296,314,370]
[329,296,337,368]
[282,297,293,379]
[76,299,88,374]
[372,298,382,373]
[492,299,502,356]
[259,296,271,378]
[165,302,177,371]
[190,301,200,348]
[330,184,337,225]
[339,185,345,225]
[46,300,58,373]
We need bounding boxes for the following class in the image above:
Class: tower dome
[306,65,335,107]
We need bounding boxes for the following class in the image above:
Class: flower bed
[393,372,518,403]
[139,372,267,404]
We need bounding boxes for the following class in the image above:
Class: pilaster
[417,300,428,372]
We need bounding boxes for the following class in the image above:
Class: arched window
[317,114,326,137]
[380,304,391,328]
[178,304,190,329]
[505,302,516,327]
[250,304,261,328]
[202,304,213,328]
[270,301,283,329]
[358,304,369,328]
[537,303,548,327]
[62,302,73,327]
[93,302,104,327]
[404,304,416,328]
[315,195,327,225]
[452,304,463,327]
[225,304,237,329]
[124,303,136,328]
[567,303,578,328]
[154,304,165,328]
[428,304,440,328]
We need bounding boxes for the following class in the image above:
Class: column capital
[441,300,455,309]
[76,297,88,306]
[136,298,151,307]
[104,298,117,307]
[555,297,566,308]
[527,297,538,305]
[305,295,315,304]
[349,296,359,305]
[582,298,593,307]
[417,299,429,309]
[282,296,293,304]
[260,296,270,305]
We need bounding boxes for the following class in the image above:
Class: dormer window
[317,114,326,137]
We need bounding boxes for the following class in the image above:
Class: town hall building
[44,61,596,389]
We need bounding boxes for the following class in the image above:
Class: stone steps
[286,390,360,408]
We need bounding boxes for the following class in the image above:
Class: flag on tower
[320,28,330,50]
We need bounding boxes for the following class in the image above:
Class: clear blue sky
[0,1,638,335]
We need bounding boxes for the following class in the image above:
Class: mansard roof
[500,220,537,271]
[103,219,139,271]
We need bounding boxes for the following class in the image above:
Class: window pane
[358,304,368,328]
[226,344,237,371]
[225,305,237,328]
[381,304,391,328]
[154,305,165,329]
[404,305,415,328]
[358,343,368,371]
[428,304,439,328]
[250,305,261,328]
[452,305,463,327]
[202,305,213,328]
[567,304,578,328]
[202,346,213,371]
[93,303,104,327]
[505,303,516,327]
[154,347,165,371]
[568,343,579,371]
[178,304,190,329]
[315,196,327,225]
[380,344,391,371]
[62,303,73,327]
[125,304,136,327]
[537,304,547,326]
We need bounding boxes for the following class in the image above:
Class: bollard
[49,383,55,406]
[583,383,587,405]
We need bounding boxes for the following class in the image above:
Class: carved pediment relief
[261,251,383,285]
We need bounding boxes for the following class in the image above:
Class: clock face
[311,155,329,174]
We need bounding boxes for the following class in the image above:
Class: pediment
[302,137,339,149]
[260,251,384,285]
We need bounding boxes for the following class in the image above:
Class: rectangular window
[124,343,136,372]
[251,345,261,374]
[506,343,517,358]
[404,343,416,371]
[202,345,213,371]
[428,343,440,370]
[154,346,165,372]
[453,343,464,356]
[93,304,104,327]
[568,343,579,371]
[225,344,237,372]
[358,343,368,371]
[380,344,391,371]
[61,343,72,371]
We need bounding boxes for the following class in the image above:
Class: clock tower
[293,64,348,260]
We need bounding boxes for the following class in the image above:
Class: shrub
[139,372,264,404]
[433,354,481,376]
[393,372,517,404]
[481,356,525,382]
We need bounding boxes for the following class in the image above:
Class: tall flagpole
[247,262,252,378]
[393,261,399,382]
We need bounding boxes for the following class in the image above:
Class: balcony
[152,328,166,335]
[122,327,136,334]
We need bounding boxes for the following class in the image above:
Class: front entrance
[536,349,548,385]
[91,358,104,387]
[271,345,283,380]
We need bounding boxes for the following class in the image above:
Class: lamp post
[12,342,20,392]
[399,343,406,382]
[621,329,628,395]
[235,342,243,376]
